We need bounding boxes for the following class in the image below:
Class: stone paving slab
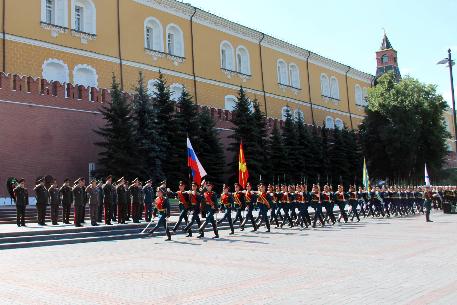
[0,211,455,305]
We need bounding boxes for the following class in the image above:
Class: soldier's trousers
[111,203,117,221]
[150,214,171,239]
[240,208,257,230]
[104,200,112,224]
[131,202,140,223]
[374,201,385,217]
[218,206,234,233]
[139,203,144,220]
[296,205,308,227]
[313,205,325,226]
[62,204,71,224]
[269,205,279,227]
[358,200,367,217]
[74,205,84,226]
[324,202,336,224]
[184,210,201,234]
[199,209,218,236]
[336,201,348,222]
[281,206,293,227]
[81,203,86,222]
[257,206,270,231]
[90,204,98,225]
[349,200,360,221]
[173,209,189,231]
[144,202,153,222]
[16,205,26,226]
[233,207,244,224]
[117,202,126,224]
[36,204,47,225]
[97,203,104,222]
[50,204,59,224]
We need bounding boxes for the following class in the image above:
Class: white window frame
[147,79,160,96]
[277,59,289,86]
[362,88,368,104]
[42,58,70,84]
[71,0,96,34]
[220,41,235,71]
[355,84,363,106]
[325,116,335,129]
[224,95,237,112]
[73,64,98,88]
[330,76,340,100]
[144,17,164,52]
[74,5,83,32]
[235,45,251,75]
[41,0,68,27]
[320,73,330,97]
[170,83,184,102]
[166,24,184,57]
[335,118,344,130]
[289,63,300,89]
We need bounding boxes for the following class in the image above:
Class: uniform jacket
[34,184,49,205]
[85,185,100,207]
[73,185,86,207]
[129,185,142,203]
[102,183,115,204]
[14,185,29,206]
[143,186,154,204]
[116,185,128,205]
[59,185,73,206]
[48,187,61,206]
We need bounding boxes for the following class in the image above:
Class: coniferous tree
[251,100,269,182]
[268,123,287,185]
[295,116,314,184]
[197,108,225,190]
[282,107,299,184]
[130,72,163,183]
[95,75,138,179]
[308,125,323,184]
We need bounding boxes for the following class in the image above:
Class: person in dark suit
[13,178,28,227]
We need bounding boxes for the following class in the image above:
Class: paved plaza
[0,211,456,305]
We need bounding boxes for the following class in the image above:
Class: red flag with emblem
[239,141,249,189]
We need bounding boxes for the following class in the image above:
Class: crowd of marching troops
[11,175,454,240]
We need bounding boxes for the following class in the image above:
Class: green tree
[130,72,163,183]
[360,72,450,181]
[252,100,270,182]
[268,122,287,185]
[295,115,314,184]
[95,75,139,179]
[282,107,299,183]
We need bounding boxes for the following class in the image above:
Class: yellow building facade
[0,0,400,131]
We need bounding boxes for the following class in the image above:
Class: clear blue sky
[186,0,457,104]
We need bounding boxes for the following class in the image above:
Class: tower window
[381,54,389,64]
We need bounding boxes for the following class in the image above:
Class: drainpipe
[190,7,198,104]
[116,0,124,89]
[2,0,6,73]
[259,32,267,116]
[345,66,353,129]
[306,51,314,125]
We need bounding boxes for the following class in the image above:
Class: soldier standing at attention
[48,180,61,225]
[102,175,114,225]
[59,178,73,224]
[424,186,434,222]
[143,180,154,223]
[72,178,86,227]
[85,179,100,226]
[183,182,203,237]
[116,177,127,224]
[13,178,28,227]
[217,184,235,235]
[172,181,190,233]
[198,181,219,239]
[34,178,49,226]
[148,187,171,241]
[111,181,118,223]
[129,178,142,223]
[139,181,145,221]
[96,180,104,223]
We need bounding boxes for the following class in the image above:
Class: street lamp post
[438,49,456,152]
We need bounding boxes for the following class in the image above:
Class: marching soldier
[424,186,434,222]
[148,187,172,240]
[143,179,154,223]
[85,179,100,226]
[172,181,190,233]
[218,184,235,235]
[34,178,49,226]
[240,182,258,232]
[129,178,142,223]
[198,182,219,238]
[322,185,336,225]
[102,176,115,225]
[59,179,73,224]
[116,177,128,224]
[335,185,348,223]
[268,184,280,228]
[48,179,61,225]
[13,178,28,227]
[280,185,294,228]
[256,183,271,232]
[348,185,360,222]
[311,184,325,228]
[72,178,86,227]
[183,182,203,237]
[294,185,309,228]
[232,183,245,225]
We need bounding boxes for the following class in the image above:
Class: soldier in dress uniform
[198,181,219,238]
[348,185,360,222]
[294,185,308,228]
[232,183,245,225]
[102,175,114,225]
[424,186,434,222]
[148,187,171,241]
[172,181,190,233]
[13,178,28,227]
[415,187,425,214]
[34,178,49,226]
[72,178,86,227]
[116,177,128,224]
[280,185,294,228]
[129,178,142,223]
[143,179,154,223]
[85,179,100,226]
[111,181,118,223]
[59,178,73,224]
[267,184,280,228]
[256,183,271,232]
[218,184,235,235]
[138,181,145,221]
[48,179,61,225]
[183,182,203,237]
[96,180,104,223]
[335,185,348,223]
[322,185,336,225]
[311,184,325,228]
[240,182,258,232]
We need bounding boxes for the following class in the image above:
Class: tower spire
[376,32,401,82]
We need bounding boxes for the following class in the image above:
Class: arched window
[293,109,304,121]
[325,116,335,129]
[147,79,159,96]
[144,17,163,51]
[355,84,363,105]
[335,118,344,130]
[224,95,237,112]
[166,24,184,57]
[277,60,289,85]
[42,59,69,83]
[381,54,389,64]
[73,64,98,87]
[330,76,340,100]
[236,46,250,75]
[71,0,96,34]
[289,63,300,88]
[170,83,184,102]
[220,41,235,71]
[281,106,291,120]
[41,0,68,27]
[320,73,330,97]
[362,88,368,103]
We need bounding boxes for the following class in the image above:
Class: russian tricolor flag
[187,137,207,185]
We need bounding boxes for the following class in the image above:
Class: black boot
[166,229,172,241]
